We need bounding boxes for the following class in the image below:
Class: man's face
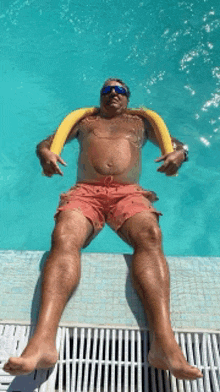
[100,80,128,116]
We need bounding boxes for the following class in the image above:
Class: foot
[148,334,203,380]
[3,336,58,376]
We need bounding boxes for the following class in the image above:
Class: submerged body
[4,79,202,380]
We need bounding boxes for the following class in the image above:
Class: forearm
[36,133,66,177]
[36,134,55,158]
[146,119,187,159]
[171,136,188,162]
[171,136,184,149]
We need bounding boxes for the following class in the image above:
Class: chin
[109,102,119,107]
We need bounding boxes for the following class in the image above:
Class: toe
[5,357,32,375]
[196,369,203,378]
[8,357,23,369]
[175,366,203,380]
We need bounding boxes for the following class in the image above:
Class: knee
[51,225,81,252]
[133,221,162,250]
[49,228,81,285]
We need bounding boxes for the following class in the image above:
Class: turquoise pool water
[1,0,219,255]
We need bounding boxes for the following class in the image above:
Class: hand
[40,149,67,177]
[155,150,185,176]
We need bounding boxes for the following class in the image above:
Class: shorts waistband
[77,176,136,187]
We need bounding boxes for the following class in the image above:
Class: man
[4,78,202,380]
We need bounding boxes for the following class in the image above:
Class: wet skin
[4,80,203,380]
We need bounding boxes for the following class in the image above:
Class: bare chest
[77,115,146,147]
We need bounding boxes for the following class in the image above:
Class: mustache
[106,95,119,103]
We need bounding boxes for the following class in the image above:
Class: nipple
[125,132,144,148]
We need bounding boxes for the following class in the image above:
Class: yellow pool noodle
[50,107,173,156]
[50,107,98,155]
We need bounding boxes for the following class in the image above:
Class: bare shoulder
[121,112,145,128]
[66,112,100,140]
[123,112,143,121]
[79,111,101,126]
[125,114,155,141]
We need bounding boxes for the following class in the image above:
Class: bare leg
[3,211,94,376]
[118,211,203,380]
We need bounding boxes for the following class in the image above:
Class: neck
[99,106,126,118]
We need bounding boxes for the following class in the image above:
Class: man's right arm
[36,133,54,158]
[36,124,79,177]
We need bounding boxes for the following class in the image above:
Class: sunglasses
[101,85,128,96]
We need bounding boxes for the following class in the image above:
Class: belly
[91,139,136,174]
[82,138,139,176]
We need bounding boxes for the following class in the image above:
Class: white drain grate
[0,324,220,392]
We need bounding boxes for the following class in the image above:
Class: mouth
[107,97,118,105]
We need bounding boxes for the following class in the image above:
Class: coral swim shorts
[55,175,162,241]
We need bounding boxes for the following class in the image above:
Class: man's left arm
[144,119,188,176]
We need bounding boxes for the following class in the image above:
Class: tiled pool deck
[1,250,220,331]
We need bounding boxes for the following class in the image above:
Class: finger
[166,167,178,176]
[57,156,67,166]
[158,163,178,175]
[44,165,63,176]
[43,171,53,177]
[166,168,178,176]
[51,162,63,176]
[166,161,179,174]
[155,155,167,162]
[157,163,168,172]
[43,163,57,177]
[157,160,173,173]
[43,168,54,177]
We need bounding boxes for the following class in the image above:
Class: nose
[110,87,117,95]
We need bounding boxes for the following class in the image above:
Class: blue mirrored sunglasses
[101,85,128,96]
